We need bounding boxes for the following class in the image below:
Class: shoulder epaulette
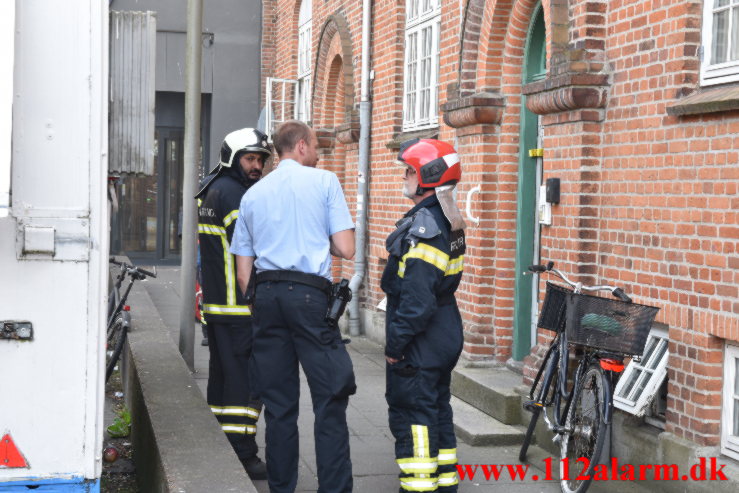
[408,208,441,240]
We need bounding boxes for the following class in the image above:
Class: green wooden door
[512,4,546,360]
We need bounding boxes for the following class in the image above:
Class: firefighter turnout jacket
[198,168,254,324]
[381,194,465,492]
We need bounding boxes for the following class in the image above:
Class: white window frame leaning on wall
[403,0,441,131]
[296,0,312,123]
[701,0,739,86]
[613,326,669,417]
[722,343,739,461]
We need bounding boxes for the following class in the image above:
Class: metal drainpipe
[348,0,372,337]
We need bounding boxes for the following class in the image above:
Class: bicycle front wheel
[559,362,609,493]
[105,315,128,383]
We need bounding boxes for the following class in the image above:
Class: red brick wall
[262,0,739,447]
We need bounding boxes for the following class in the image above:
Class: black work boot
[240,456,267,480]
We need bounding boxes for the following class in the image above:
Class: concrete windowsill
[667,84,739,116]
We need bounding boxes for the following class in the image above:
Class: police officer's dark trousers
[252,280,355,493]
[206,321,260,459]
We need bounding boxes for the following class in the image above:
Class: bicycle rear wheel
[559,362,608,493]
[519,336,560,462]
[105,315,128,382]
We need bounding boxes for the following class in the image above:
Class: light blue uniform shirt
[230,159,355,280]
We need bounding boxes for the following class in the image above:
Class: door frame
[512,3,546,360]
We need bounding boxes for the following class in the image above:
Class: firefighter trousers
[206,321,261,460]
[252,280,356,493]
[386,364,459,492]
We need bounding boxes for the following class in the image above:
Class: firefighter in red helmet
[382,138,466,492]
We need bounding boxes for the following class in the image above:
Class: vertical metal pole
[179,0,203,370]
[348,0,373,336]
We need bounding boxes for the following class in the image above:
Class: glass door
[117,127,184,262]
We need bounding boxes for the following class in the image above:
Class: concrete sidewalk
[141,265,560,492]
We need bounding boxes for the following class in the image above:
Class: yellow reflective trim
[398,246,463,278]
[437,448,457,465]
[223,209,239,227]
[397,457,438,474]
[437,471,458,486]
[197,198,202,207]
[412,425,430,459]
[219,406,260,418]
[445,255,464,276]
[403,244,449,272]
[210,406,223,415]
[198,224,226,235]
[221,423,256,435]
[220,235,236,306]
[400,476,438,492]
[203,304,252,316]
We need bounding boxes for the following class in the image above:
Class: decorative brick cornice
[440,92,505,128]
[315,128,335,150]
[522,74,608,115]
[336,118,360,144]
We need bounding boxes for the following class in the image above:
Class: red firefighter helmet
[397,138,461,189]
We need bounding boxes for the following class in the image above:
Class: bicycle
[107,257,156,383]
[518,261,660,493]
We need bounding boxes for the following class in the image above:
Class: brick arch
[312,12,356,130]
[454,0,578,96]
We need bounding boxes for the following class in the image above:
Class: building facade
[262,0,739,465]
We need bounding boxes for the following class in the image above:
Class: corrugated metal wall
[109,11,156,175]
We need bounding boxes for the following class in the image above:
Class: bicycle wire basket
[565,291,660,357]
[536,281,572,333]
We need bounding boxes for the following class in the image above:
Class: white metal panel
[0,0,108,483]
[109,11,156,175]
[0,2,14,217]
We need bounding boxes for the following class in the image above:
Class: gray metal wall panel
[109,10,156,175]
[156,31,214,93]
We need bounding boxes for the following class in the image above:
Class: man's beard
[402,182,415,200]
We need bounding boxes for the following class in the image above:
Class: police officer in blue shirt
[230,120,356,493]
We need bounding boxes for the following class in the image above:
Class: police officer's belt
[255,270,332,294]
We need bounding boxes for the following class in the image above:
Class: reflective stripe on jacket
[381,195,465,363]
[198,172,253,324]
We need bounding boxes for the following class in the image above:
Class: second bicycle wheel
[105,315,128,383]
[559,362,608,493]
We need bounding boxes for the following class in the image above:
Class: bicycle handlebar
[528,262,633,303]
[109,257,157,279]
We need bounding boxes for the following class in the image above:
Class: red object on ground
[195,281,203,323]
[0,433,29,468]
[103,446,119,463]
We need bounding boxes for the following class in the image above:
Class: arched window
[297,0,312,121]
[403,0,440,130]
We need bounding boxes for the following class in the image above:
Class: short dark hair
[272,120,313,156]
